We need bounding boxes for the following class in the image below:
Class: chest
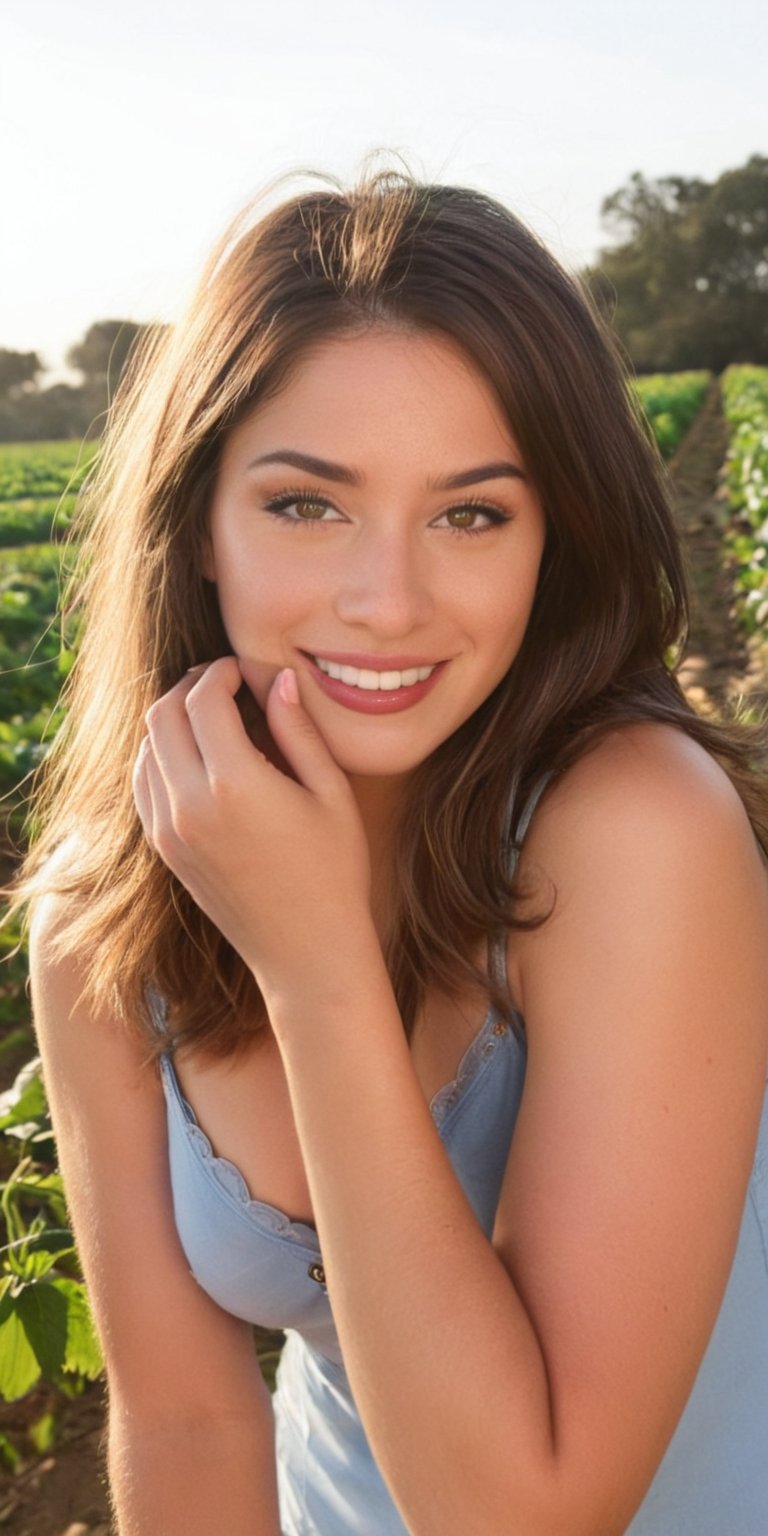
[171,980,495,1229]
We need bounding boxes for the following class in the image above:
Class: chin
[334,750,427,781]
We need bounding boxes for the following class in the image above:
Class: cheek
[470,573,539,668]
[211,539,316,650]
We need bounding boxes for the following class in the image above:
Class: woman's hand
[132,657,373,1004]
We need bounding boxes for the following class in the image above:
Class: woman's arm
[29,894,282,1536]
[264,727,768,1536]
[136,663,768,1536]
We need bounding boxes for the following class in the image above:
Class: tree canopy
[585,154,768,372]
[66,319,148,392]
[0,349,43,397]
[0,322,164,442]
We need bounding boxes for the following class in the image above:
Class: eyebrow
[247,449,526,489]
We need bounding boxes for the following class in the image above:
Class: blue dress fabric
[156,779,768,1535]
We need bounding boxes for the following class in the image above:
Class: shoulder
[509,722,768,1021]
[27,844,147,1073]
[526,721,761,881]
[28,862,93,1018]
[27,834,90,955]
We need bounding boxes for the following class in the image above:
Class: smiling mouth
[310,656,438,691]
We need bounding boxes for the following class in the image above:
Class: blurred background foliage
[584,154,768,373]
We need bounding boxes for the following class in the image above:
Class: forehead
[223,326,519,469]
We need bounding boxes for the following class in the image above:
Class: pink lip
[301,653,447,715]
[301,649,446,669]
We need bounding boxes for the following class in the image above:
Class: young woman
[14,166,768,1535]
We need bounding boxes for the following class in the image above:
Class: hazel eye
[291,499,333,521]
[432,502,510,534]
[263,489,346,525]
[446,507,482,528]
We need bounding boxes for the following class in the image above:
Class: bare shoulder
[28,882,162,1164]
[29,878,88,975]
[29,881,145,1068]
[27,838,97,995]
[525,721,764,886]
[510,721,768,1046]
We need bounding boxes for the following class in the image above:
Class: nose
[332,526,435,637]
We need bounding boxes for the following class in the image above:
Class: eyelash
[262,486,512,537]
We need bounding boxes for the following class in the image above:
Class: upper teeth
[313,658,436,690]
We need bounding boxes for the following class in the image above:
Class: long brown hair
[9,160,768,1058]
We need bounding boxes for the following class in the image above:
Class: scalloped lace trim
[160,1056,320,1248]
[429,1010,509,1129]
[161,1008,522,1232]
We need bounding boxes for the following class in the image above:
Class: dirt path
[671,378,767,713]
[2,388,766,1535]
[0,1384,109,1536]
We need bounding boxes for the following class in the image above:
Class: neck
[348,771,410,946]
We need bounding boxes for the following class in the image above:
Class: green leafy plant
[634,371,711,458]
[0,442,97,503]
[0,1059,102,1405]
[720,365,768,633]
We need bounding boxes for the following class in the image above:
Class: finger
[132,737,154,837]
[144,671,212,799]
[133,736,175,852]
[182,656,289,788]
[264,668,347,799]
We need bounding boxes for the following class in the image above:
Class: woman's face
[205,327,546,781]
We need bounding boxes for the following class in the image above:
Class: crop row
[720,366,768,633]
[0,441,97,504]
[634,371,711,459]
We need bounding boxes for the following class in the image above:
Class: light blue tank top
[156,779,768,1535]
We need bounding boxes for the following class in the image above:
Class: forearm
[108,1400,282,1536]
[269,936,559,1536]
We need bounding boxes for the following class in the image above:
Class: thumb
[265,668,346,796]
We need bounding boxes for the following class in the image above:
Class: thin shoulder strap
[146,986,168,1039]
[509,771,555,856]
[488,770,557,999]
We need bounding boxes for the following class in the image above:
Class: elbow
[488,1461,647,1536]
[416,1436,645,1536]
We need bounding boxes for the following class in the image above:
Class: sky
[3,0,766,379]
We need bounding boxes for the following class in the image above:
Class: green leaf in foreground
[52,1276,103,1378]
[13,1278,69,1380]
[0,1285,43,1399]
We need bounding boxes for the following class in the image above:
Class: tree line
[0,320,166,443]
[585,154,768,374]
[2,154,767,442]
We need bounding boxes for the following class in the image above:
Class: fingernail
[279,667,299,704]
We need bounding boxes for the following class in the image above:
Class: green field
[0,441,97,502]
